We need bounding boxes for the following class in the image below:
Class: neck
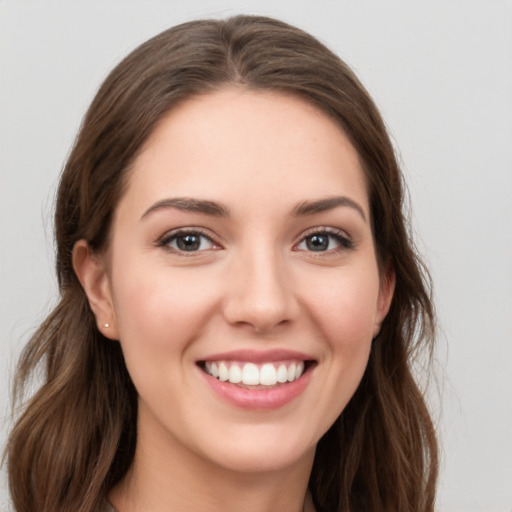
[109,409,315,512]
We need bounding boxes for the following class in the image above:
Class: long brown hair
[6,15,438,512]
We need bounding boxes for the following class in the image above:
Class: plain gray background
[1,1,511,511]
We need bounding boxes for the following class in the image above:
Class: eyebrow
[141,195,367,222]
[291,196,367,222]
[141,197,230,220]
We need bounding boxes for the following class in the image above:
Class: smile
[197,352,316,410]
[203,360,306,387]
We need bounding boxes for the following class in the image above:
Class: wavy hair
[6,15,438,512]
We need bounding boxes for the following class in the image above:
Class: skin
[74,88,395,512]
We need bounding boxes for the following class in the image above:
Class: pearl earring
[104,323,109,328]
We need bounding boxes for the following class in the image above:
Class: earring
[103,323,110,328]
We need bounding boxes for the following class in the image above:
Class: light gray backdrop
[1,1,511,511]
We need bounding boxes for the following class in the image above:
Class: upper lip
[198,349,316,364]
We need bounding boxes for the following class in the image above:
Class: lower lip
[199,366,314,410]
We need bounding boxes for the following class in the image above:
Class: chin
[191,421,319,475]
[206,442,315,475]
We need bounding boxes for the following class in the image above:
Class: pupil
[307,234,328,251]
[177,234,200,251]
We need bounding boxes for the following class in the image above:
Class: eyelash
[157,226,353,256]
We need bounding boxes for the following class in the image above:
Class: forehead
[121,88,368,217]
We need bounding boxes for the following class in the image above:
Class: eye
[159,229,218,253]
[295,229,353,252]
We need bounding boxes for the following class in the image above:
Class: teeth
[229,365,242,383]
[260,363,277,386]
[204,360,306,386]
[287,363,296,382]
[295,361,304,379]
[242,363,259,385]
[218,362,229,381]
[276,364,288,383]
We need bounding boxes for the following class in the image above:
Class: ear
[373,260,396,338]
[73,239,119,340]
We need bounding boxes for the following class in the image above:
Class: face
[80,89,394,475]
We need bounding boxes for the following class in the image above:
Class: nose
[222,247,299,334]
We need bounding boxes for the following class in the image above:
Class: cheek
[110,262,220,356]
[303,265,381,349]
[293,268,379,432]
[109,266,221,413]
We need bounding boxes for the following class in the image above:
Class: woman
[6,15,438,512]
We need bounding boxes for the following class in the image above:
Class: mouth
[197,359,316,389]
[196,350,317,409]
